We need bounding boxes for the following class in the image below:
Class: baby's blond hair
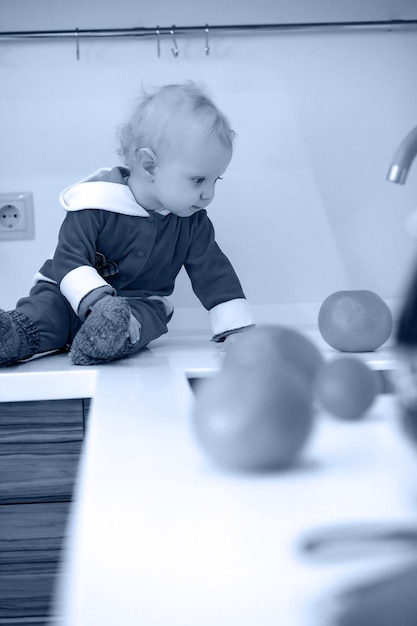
[117,81,235,168]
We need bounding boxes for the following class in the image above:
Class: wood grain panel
[0,572,56,621]
[0,400,84,449]
[0,399,89,619]
[0,502,70,620]
[0,400,85,503]
[0,452,81,504]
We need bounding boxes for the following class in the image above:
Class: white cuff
[209,299,254,336]
[60,266,111,314]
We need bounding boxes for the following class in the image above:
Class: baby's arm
[184,212,254,341]
[48,211,139,343]
[47,210,116,316]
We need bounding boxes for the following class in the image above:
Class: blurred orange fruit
[223,325,325,390]
[191,325,321,471]
[192,367,314,471]
[314,356,379,420]
[318,290,393,352]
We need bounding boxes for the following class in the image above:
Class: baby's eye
[192,176,223,186]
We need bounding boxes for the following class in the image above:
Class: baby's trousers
[15,282,170,356]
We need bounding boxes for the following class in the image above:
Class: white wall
[1,0,417,329]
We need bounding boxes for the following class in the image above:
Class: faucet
[387,124,417,441]
[387,124,417,345]
[387,125,417,184]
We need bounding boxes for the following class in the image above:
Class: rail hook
[170,26,179,57]
[75,27,80,60]
[156,26,161,58]
[205,24,210,56]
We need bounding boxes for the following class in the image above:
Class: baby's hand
[219,331,245,353]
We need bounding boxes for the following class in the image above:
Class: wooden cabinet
[0,398,90,623]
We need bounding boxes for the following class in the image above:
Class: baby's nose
[200,184,215,201]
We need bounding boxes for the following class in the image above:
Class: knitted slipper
[70,297,133,365]
[0,310,20,366]
[0,309,40,367]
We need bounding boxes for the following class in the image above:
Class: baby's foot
[0,310,20,366]
[0,310,39,367]
[70,297,132,365]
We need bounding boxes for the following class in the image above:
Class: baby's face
[152,132,232,217]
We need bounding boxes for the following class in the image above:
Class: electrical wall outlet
[0,192,35,240]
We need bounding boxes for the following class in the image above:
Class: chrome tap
[387,122,417,347]
[387,125,417,184]
[388,123,417,440]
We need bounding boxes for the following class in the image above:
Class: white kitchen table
[1,329,415,625]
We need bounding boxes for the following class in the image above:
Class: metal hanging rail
[1,19,417,41]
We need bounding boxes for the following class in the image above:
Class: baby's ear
[135,148,158,178]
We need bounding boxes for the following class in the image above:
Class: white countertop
[1,329,415,625]
[0,326,397,403]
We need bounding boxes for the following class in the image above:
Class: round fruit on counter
[314,356,379,420]
[318,290,393,352]
[191,366,315,471]
[223,325,325,390]
[191,325,321,471]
